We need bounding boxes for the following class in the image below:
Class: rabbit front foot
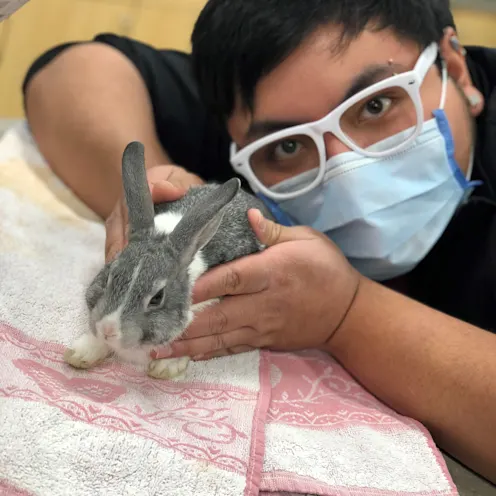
[147,357,190,380]
[64,333,110,370]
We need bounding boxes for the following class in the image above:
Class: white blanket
[0,122,459,496]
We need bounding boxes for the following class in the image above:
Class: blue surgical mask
[258,110,481,281]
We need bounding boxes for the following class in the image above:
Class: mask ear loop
[466,143,475,181]
[439,59,448,110]
[439,56,475,181]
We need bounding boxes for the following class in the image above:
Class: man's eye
[274,139,302,159]
[361,96,392,119]
[148,288,165,309]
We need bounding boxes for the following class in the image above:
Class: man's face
[228,25,479,188]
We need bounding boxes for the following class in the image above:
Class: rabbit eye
[148,288,165,309]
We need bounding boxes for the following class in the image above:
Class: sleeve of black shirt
[22,32,234,184]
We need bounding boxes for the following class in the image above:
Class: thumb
[248,209,317,246]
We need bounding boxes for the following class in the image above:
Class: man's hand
[105,164,204,262]
[150,210,361,360]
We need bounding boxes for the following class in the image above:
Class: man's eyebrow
[340,63,403,103]
[246,120,305,141]
[244,63,404,142]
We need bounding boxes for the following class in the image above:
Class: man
[22,0,496,482]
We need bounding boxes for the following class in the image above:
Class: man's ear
[439,27,484,117]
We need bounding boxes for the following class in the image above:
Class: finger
[191,257,269,304]
[192,345,256,361]
[105,237,124,264]
[148,165,203,190]
[146,164,177,185]
[169,167,205,189]
[159,327,259,359]
[151,180,187,203]
[104,202,126,263]
[168,168,204,189]
[149,344,173,360]
[248,209,318,246]
[186,295,259,339]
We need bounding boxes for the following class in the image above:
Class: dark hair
[191,0,456,121]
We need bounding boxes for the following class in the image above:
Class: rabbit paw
[64,333,110,369]
[147,357,190,380]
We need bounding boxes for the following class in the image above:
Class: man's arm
[162,214,496,483]
[328,277,496,484]
[24,42,171,219]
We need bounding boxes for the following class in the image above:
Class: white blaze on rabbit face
[93,261,142,348]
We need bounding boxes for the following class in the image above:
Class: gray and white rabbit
[63,141,272,379]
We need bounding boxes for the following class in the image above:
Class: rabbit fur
[63,141,272,380]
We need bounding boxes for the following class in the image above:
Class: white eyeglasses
[229,42,447,201]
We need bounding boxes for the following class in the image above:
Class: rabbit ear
[170,178,241,267]
[122,141,155,233]
[85,263,111,310]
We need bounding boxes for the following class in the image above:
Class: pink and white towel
[0,123,459,496]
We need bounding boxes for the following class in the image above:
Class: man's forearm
[24,42,170,219]
[327,277,496,483]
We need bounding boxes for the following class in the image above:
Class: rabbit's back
[154,183,273,268]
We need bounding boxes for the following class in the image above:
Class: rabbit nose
[99,322,118,339]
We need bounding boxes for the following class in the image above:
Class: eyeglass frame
[229,42,447,201]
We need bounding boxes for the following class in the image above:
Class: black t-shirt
[405,46,496,331]
[22,34,496,332]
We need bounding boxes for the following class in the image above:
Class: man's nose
[323,132,351,159]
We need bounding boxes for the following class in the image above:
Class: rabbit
[63,140,273,380]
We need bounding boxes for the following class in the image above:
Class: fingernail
[193,354,204,361]
[256,210,266,233]
[106,249,119,263]
[150,346,172,359]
